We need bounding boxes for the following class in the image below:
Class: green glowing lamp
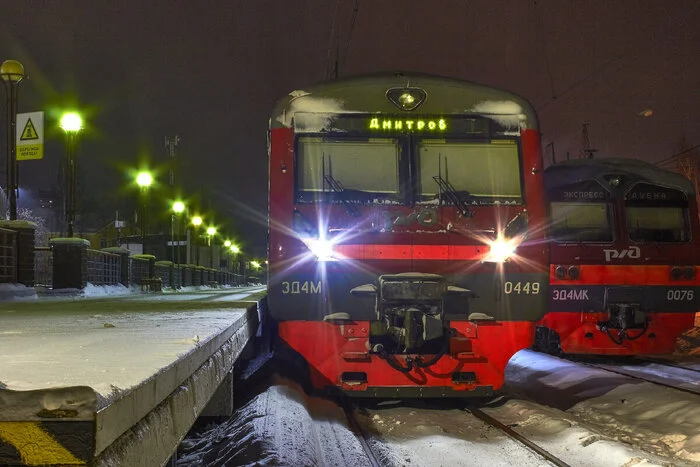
[59,112,83,133]
[136,171,153,188]
[172,201,185,214]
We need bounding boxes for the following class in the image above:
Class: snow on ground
[176,323,700,467]
[357,403,564,467]
[675,315,700,356]
[506,350,700,464]
[0,283,38,301]
[177,376,370,467]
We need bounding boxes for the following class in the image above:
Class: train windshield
[625,183,690,242]
[549,202,613,242]
[416,139,523,204]
[296,136,403,203]
[626,206,689,242]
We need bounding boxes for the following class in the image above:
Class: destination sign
[369,118,447,131]
[625,183,686,205]
[548,180,611,202]
[562,191,607,200]
[294,113,499,136]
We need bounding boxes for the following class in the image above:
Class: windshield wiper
[433,175,474,218]
[324,173,360,217]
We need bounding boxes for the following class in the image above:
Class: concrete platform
[0,292,263,466]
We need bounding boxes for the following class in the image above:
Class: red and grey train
[267,72,549,397]
[537,158,700,355]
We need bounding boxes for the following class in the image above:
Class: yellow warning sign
[20,118,39,140]
[16,111,44,160]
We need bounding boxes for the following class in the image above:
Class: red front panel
[539,312,695,355]
[543,263,700,355]
[279,320,535,394]
[268,118,548,394]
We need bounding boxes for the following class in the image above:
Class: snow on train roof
[544,157,695,194]
[270,71,538,132]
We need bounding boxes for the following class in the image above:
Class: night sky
[1,0,699,257]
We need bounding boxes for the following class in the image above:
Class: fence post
[50,238,90,289]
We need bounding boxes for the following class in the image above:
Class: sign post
[16,111,44,161]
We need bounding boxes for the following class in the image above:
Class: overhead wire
[324,0,341,80]
[339,0,360,77]
[654,144,700,167]
[532,0,556,100]
[536,2,700,112]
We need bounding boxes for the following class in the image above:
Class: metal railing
[0,228,17,283]
[87,249,121,285]
[130,256,151,285]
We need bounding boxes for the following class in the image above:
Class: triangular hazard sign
[20,118,39,141]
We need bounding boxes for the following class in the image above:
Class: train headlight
[302,237,338,262]
[484,235,519,263]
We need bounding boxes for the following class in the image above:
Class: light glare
[303,238,337,262]
[136,171,153,188]
[484,235,519,263]
[172,201,185,213]
[60,112,83,132]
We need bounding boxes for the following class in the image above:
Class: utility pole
[165,136,180,263]
[579,122,598,159]
[546,142,556,165]
[165,136,180,187]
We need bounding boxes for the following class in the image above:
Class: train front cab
[267,73,550,397]
[538,160,700,355]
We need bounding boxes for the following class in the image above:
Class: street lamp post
[1,60,25,220]
[136,171,153,254]
[223,239,231,271]
[191,216,202,265]
[229,244,240,283]
[59,112,83,236]
[172,201,185,266]
[206,226,216,268]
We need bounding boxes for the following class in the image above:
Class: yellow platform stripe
[0,422,84,465]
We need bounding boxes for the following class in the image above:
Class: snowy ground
[178,322,700,467]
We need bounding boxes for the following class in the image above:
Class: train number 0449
[504,281,541,294]
[667,289,694,301]
[281,281,321,294]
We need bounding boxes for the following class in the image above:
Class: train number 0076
[504,281,541,294]
[667,289,694,301]
[281,281,321,294]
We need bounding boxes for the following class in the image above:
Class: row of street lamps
[134,176,242,267]
[2,59,250,272]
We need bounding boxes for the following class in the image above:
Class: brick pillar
[0,220,37,287]
[50,238,90,289]
[184,265,193,286]
[102,247,131,286]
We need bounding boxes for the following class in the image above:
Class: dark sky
[1,0,699,256]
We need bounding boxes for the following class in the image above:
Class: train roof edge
[269,71,539,131]
[544,157,695,194]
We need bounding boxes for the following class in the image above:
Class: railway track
[632,356,700,373]
[464,406,572,467]
[342,403,382,467]
[573,359,700,397]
